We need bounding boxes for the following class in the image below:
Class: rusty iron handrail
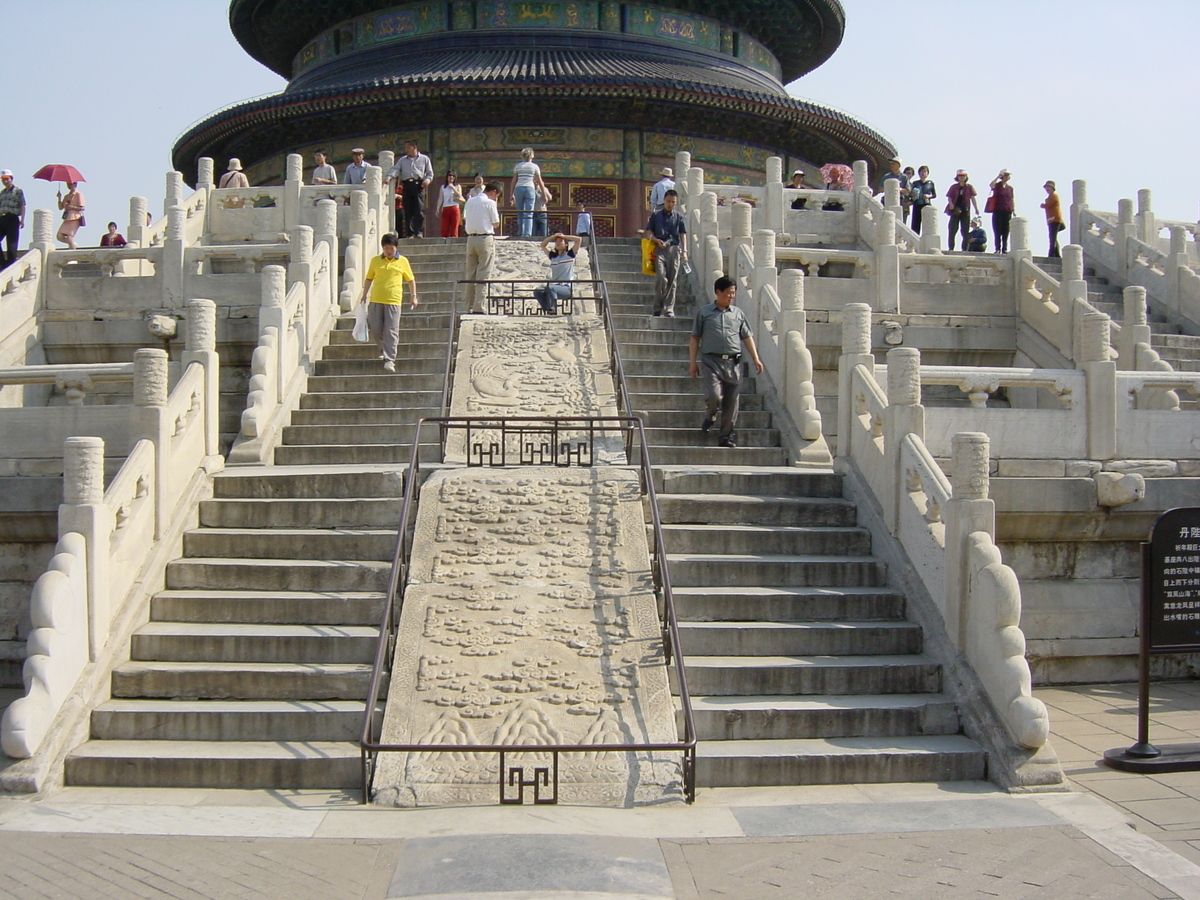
[359,415,697,805]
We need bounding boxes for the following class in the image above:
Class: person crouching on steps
[358,232,418,372]
[689,275,763,449]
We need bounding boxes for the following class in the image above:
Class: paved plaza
[3,680,1200,899]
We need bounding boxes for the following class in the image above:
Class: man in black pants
[385,140,434,238]
[0,170,26,268]
[689,275,763,448]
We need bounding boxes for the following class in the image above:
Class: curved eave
[229,0,844,83]
[173,77,892,181]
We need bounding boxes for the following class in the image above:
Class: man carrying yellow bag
[641,189,688,317]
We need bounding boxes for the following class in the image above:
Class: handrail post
[163,206,186,305]
[184,298,222,466]
[1122,285,1150,367]
[128,196,148,248]
[1082,312,1116,460]
[838,303,874,458]
[1116,199,1136,281]
[283,153,303,233]
[944,432,994,648]
[133,348,170,539]
[764,156,784,233]
[1136,188,1155,245]
[1070,179,1088,247]
[883,347,923,531]
[875,209,899,313]
[59,436,108,660]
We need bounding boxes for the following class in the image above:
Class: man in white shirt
[311,150,337,185]
[649,167,675,212]
[463,182,501,314]
[343,148,368,185]
[385,140,434,238]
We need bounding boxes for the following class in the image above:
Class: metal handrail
[589,240,637,425]
[359,415,697,805]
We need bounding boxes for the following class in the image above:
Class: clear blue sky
[4,0,1197,240]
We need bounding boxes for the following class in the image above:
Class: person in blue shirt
[642,190,688,317]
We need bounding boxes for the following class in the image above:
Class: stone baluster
[780,269,821,441]
[59,436,110,659]
[342,234,364,309]
[350,190,370,276]
[314,198,340,310]
[875,209,899,313]
[289,225,315,343]
[674,151,691,207]
[197,157,215,192]
[260,265,288,402]
[378,151,396,234]
[764,156,784,233]
[837,302,874,458]
[852,160,868,194]
[944,431,994,647]
[1136,189,1155,245]
[750,229,776,327]
[920,204,942,255]
[883,179,903,221]
[365,166,384,244]
[1169,225,1189,315]
[731,201,753,276]
[1115,198,1135,280]
[778,268,805,342]
[700,191,719,285]
[1081,312,1116,460]
[128,197,148,248]
[705,234,722,293]
[163,206,186,305]
[1070,179,1087,247]
[133,348,171,539]
[183,298,221,463]
[283,153,303,233]
[1060,243,1089,361]
[30,209,55,265]
[163,172,184,217]
[883,346,924,531]
[1121,285,1150,366]
[687,166,704,203]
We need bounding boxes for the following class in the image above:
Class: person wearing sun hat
[650,166,675,213]
[945,169,979,251]
[0,170,26,267]
[218,158,248,189]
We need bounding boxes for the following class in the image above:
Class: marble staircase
[598,238,987,786]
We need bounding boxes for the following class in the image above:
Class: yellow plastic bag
[640,238,657,276]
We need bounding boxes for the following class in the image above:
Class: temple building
[173,0,893,235]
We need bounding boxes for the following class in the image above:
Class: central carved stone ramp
[63,240,463,790]
[598,237,986,787]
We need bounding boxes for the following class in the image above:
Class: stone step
[1151,333,1200,350]
[640,446,787,466]
[130,623,379,664]
[620,358,700,377]
[619,343,691,361]
[653,466,842,497]
[212,465,407,499]
[659,524,869,556]
[642,427,780,448]
[184,528,396,561]
[668,553,887,587]
[291,406,439,426]
[304,373,443,392]
[300,390,442,410]
[282,422,425,446]
[322,340,447,357]
[313,357,446,376]
[630,391,764,411]
[637,409,772,430]
[329,326,451,345]
[695,735,986,786]
[685,693,960,741]
[65,740,361,789]
[335,312,453,329]
[111,661,380,700]
[680,655,941,696]
[678,620,922,657]
[90,699,379,742]
[165,558,390,592]
[673,586,904,622]
[616,330,691,346]
[655,493,856,527]
[199,498,404,528]
[150,590,385,625]
[274,443,442,466]
[627,374,762,393]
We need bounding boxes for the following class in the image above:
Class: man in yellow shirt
[358,232,418,372]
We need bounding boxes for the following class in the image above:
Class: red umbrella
[32,164,86,184]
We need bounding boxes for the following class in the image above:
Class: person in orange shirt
[1041,181,1065,258]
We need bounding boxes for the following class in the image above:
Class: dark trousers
[948,210,970,250]
[911,203,927,234]
[699,354,742,440]
[1048,221,1064,258]
[399,181,426,238]
[992,210,1013,253]
[0,214,19,266]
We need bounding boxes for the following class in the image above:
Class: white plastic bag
[352,302,370,342]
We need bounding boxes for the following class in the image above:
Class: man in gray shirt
[689,275,763,448]
[385,140,434,238]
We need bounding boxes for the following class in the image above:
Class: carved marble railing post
[127,197,148,248]
[1121,285,1150,365]
[283,153,303,233]
[944,431,994,648]
[196,157,215,193]
[1116,198,1136,280]
[365,165,384,247]
[1010,216,1030,261]
[875,209,900,313]
[705,234,722,293]
[919,205,942,255]
[837,302,874,458]
[58,436,108,660]
[700,191,719,288]
[342,234,364,311]
[883,347,924,531]
[674,151,691,206]
[378,151,396,233]
[852,160,868,194]
[132,348,170,538]
[687,166,704,202]
[1081,312,1116,460]
[1168,225,1190,314]
[883,179,903,221]
[764,156,784,233]
[314,198,340,312]
[730,201,753,278]
[1070,179,1088,247]
[1136,188,1156,245]
[750,229,776,328]
[778,268,806,341]
[1062,244,1088,361]
[30,209,55,268]
[780,269,821,442]
[163,206,186,305]
[260,265,288,402]
[163,171,184,218]
[350,189,370,276]
[289,225,314,347]
[183,298,221,463]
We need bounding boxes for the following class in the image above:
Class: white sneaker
[383,360,396,372]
